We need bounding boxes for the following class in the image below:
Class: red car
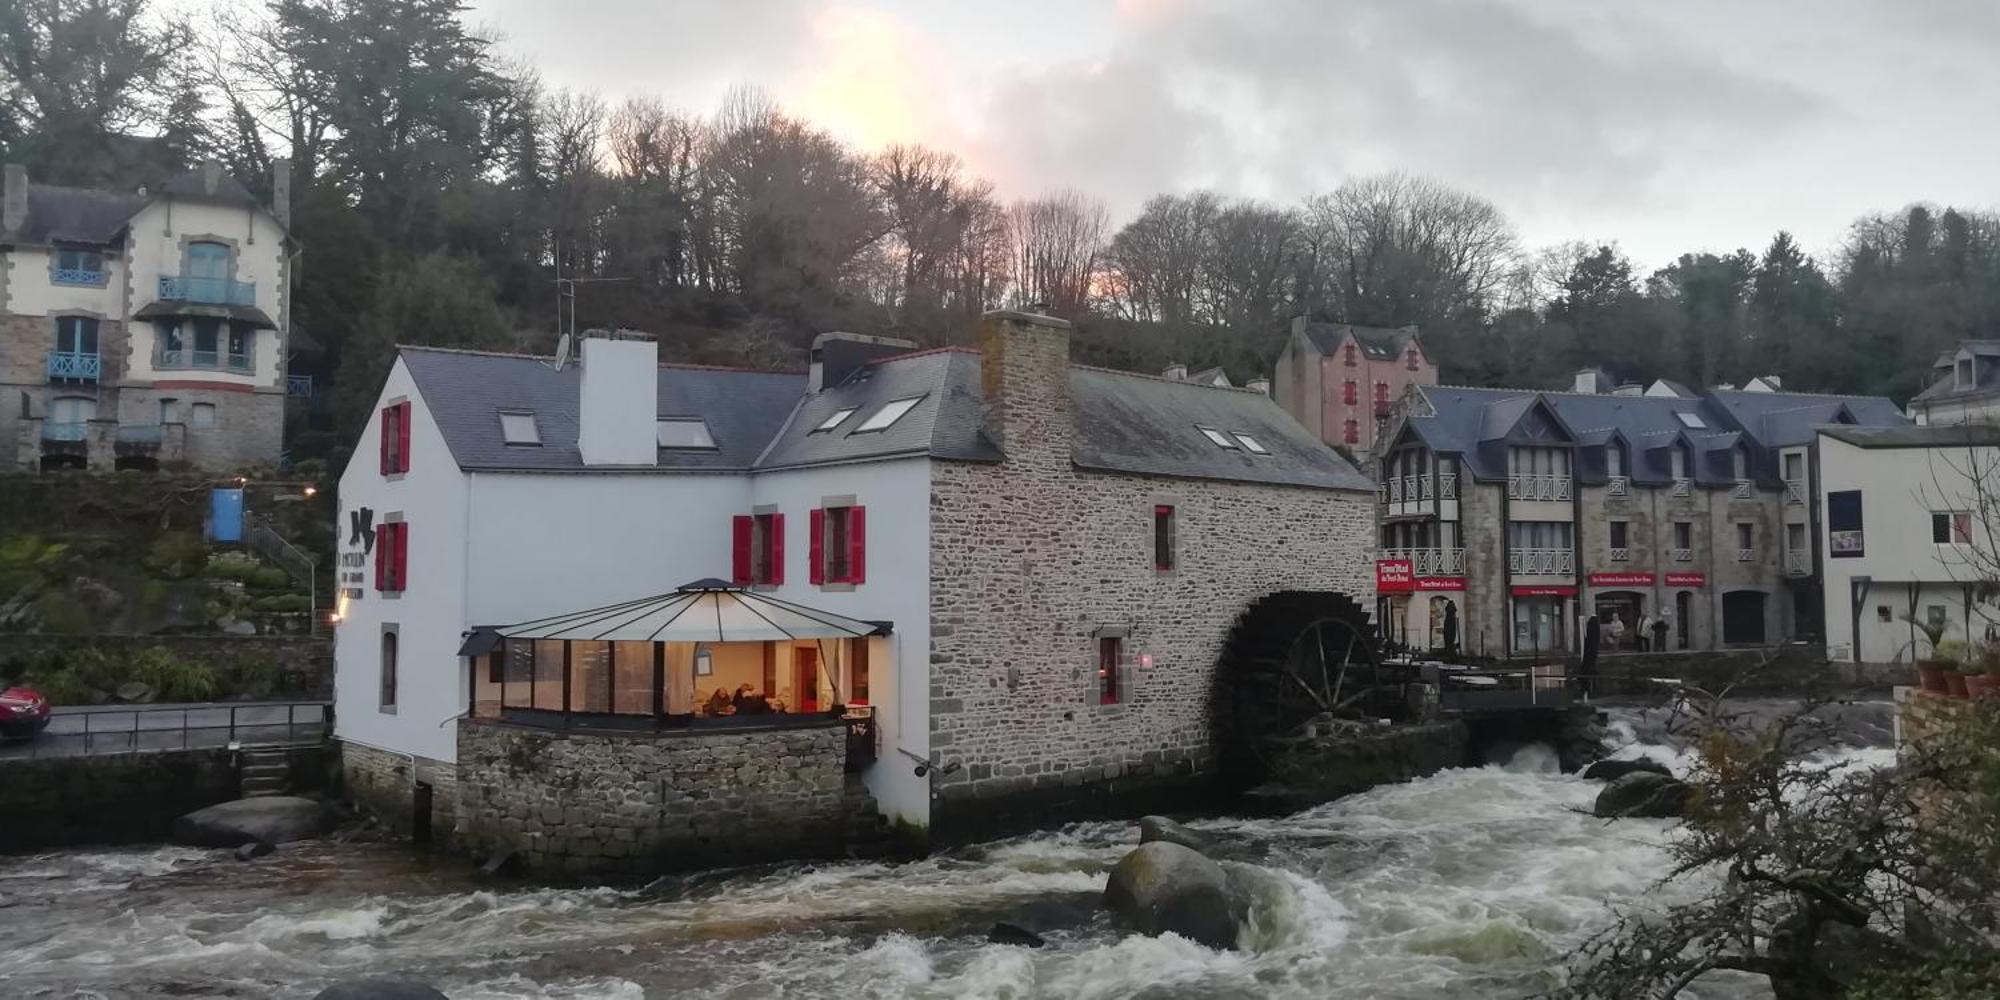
[0,681,51,741]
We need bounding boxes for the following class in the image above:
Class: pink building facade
[1273,319,1437,453]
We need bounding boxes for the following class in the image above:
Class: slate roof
[1298,321,1420,361]
[1398,384,1907,487]
[1912,343,2000,403]
[1821,424,2000,449]
[157,165,260,207]
[398,345,1368,491]
[4,184,144,245]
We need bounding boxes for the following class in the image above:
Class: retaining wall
[0,744,329,852]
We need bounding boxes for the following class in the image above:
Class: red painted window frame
[380,401,412,475]
[374,521,408,593]
[1098,636,1123,705]
[1342,343,1358,367]
[1343,419,1360,444]
[734,513,786,586]
[813,505,866,585]
[1153,505,1175,571]
[1342,380,1358,405]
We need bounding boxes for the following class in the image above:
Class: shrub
[130,646,217,702]
[144,532,210,580]
[252,594,312,613]
[205,552,264,582]
[32,592,94,634]
[247,566,296,593]
[218,652,280,699]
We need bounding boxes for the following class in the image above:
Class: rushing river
[0,701,1895,1000]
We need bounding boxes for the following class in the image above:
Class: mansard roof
[398,344,1368,491]
[1298,321,1422,361]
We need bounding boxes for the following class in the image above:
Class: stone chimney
[578,329,659,466]
[200,159,223,195]
[1246,376,1271,396]
[810,331,917,392]
[271,158,292,229]
[980,309,1072,471]
[1161,362,1188,381]
[2,164,26,236]
[1612,382,1644,397]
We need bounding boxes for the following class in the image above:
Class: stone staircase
[240,749,293,798]
[842,775,896,859]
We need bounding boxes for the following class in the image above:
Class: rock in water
[987,922,1047,948]
[1593,772,1693,819]
[312,979,449,1000]
[1102,841,1243,949]
[1581,757,1672,782]
[234,839,275,861]
[174,797,332,847]
[1138,815,1214,854]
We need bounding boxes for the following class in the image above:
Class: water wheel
[1211,590,1409,785]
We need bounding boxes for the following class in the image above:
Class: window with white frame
[499,410,540,445]
[1932,511,1973,544]
[853,396,923,433]
[813,407,858,433]
[657,417,716,449]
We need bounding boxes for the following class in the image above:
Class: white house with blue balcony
[0,159,297,473]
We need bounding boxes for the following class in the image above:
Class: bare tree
[1007,190,1109,318]
[1301,172,1519,328]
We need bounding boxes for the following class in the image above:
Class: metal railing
[116,425,164,447]
[1381,547,1466,576]
[287,374,314,398]
[1786,551,1810,576]
[1670,546,1693,562]
[1438,472,1457,499]
[1736,547,1755,562]
[1606,476,1630,498]
[246,513,318,619]
[53,266,106,285]
[1731,479,1754,499]
[1784,479,1806,506]
[1509,547,1574,575]
[41,421,88,442]
[46,351,100,381]
[1671,478,1693,497]
[1507,473,1572,501]
[158,274,256,306]
[1609,546,1631,562]
[157,348,252,372]
[13,700,331,758]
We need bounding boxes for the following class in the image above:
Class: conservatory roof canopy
[458,578,886,654]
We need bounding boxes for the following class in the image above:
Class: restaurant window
[733,512,785,586]
[812,504,866,585]
[569,641,611,713]
[849,639,870,706]
[612,641,655,715]
[532,639,565,710]
[1154,505,1176,571]
[1098,636,1123,705]
[379,628,398,710]
[1931,511,1972,544]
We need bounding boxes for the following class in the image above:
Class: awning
[483,578,887,644]
[134,300,279,330]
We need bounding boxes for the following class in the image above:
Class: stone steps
[240,750,292,798]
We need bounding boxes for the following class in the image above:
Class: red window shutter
[379,406,393,475]
[1343,380,1357,405]
[731,515,753,584]
[808,508,825,585]
[770,513,786,586]
[396,402,412,473]
[847,506,866,584]
[393,523,409,591]
[374,525,387,590]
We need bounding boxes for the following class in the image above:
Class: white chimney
[1162,362,1188,381]
[578,330,658,466]
[1572,368,1605,394]
[1246,376,1271,396]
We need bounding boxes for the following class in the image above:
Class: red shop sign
[1664,572,1707,588]
[1415,577,1467,591]
[1588,572,1655,587]
[1511,585,1577,597]
[1376,559,1415,594]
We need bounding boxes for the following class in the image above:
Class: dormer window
[1732,445,1749,481]
[1231,432,1270,455]
[1671,445,1689,479]
[1958,358,1974,389]
[813,407,858,433]
[1606,444,1624,477]
[1675,411,1707,430]
[853,395,923,433]
[53,247,107,284]
[1198,426,1237,449]
[657,417,716,450]
[499,410,540,446]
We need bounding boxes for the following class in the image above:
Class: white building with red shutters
[332,314,1375,873]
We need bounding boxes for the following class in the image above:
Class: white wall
[749,458,934,830]
[1818,433,2000,663]
[3,246,127,316]
[333,359,471,764]
[122,198,286,387]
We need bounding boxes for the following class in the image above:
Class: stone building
[1371,371,1904,659]
[1273,318,1436,452]
[334,312,1375,874]
[0,160,294,473]
[1910,340,2000,427]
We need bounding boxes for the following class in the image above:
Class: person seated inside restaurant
[704,687,734,716]
[733,684,774,715]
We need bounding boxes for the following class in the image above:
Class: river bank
[0,700,1896,999]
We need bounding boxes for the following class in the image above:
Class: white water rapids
[0,701,1894,999]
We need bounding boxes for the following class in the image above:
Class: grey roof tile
[5,184,143,245]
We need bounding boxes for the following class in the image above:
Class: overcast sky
[467,0,2000,270]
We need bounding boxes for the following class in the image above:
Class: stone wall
[926,311,1376,841]
[339,740,458,846]
[1584,643,1906,696]
[0,744,328,852]
[452,720,851,877]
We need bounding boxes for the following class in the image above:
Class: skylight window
[1198,426,1238,449]
[814,407,858,433]
[657,417,717,450]
[853,395,923,433]
[1232,432,1270,455]
[499,410,540,445]
[1675,412,1708,429]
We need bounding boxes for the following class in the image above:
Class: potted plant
[1968,649,2000,700]
[1937,638,1974,698]
[1906,617,1954,694]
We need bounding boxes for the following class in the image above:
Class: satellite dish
[548,332,572,372]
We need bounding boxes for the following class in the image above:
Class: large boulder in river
[1102,841,1244,949]
[1593,772,1693,819]
[312,979,449,1000]
[173,796,333,847]
[1581,757,1672,782]
[1138,815,1215,854]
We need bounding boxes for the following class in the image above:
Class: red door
[795,648,820,713]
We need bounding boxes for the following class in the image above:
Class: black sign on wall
[1828,490,1864,558]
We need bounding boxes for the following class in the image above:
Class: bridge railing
[14,700,331,759]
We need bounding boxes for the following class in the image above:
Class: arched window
[187,241,231,279]
[380,629,399,710]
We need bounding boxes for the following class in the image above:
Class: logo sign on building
[1376,559,1416,594]
[1511,584,1577,597]
[339,506,377,600]
[1415,577,1466,591]
[1664,572,1707,588]
[1588,572,1655,587]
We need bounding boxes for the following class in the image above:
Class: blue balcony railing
[158,349,253,373]
[47,351,101,381]
[287,375,314,398]
[42,422,88,443]
[157,274,256,306]
[54,267,107,285]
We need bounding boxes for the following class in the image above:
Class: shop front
[1509,584,1575,657]
[1377,558,1468,654]
[1587,572,1655,651]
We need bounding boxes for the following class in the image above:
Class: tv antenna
[550,245,630,371]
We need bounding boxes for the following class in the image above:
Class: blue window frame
[187,241,231,280]
[54,248,106,284]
